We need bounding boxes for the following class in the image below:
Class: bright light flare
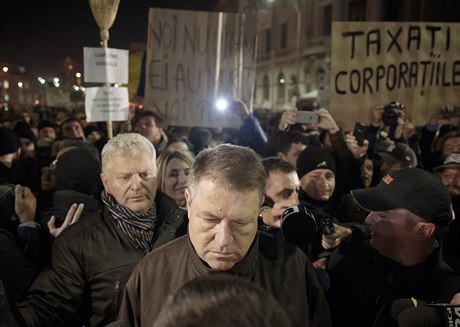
[215,98,228,111]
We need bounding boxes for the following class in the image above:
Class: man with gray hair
[118,144,331,327]
[15,133,187,326]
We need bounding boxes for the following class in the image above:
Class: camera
[319,217,335,235]
[382,101,405,127]
[280,205,317,245]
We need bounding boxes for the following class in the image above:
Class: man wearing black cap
[326,168,460,327]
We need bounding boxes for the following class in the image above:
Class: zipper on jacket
[112,277,121,319]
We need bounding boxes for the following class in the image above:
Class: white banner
[144,8,258,128]
[331,22,460,130]
[85,87,129,122]
[84,47,129,84]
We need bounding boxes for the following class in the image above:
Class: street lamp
[37,77,47,108]
[1,66,9,109]
[76,72,82,86]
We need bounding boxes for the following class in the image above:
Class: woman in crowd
[157,148,194,209]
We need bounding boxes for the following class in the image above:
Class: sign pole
[88,0,120,139]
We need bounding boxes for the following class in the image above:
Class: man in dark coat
[327,168,460,327]
[118,144,332,327]
[15,133,187,327]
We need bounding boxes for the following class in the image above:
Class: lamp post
[37,77,47,108]
[76,72,82,87]
[1,66,9,110]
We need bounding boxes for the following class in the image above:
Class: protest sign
[85,87,129,122]
[331,22,460,129]
[144,8,258,127]
[84,47,129,84]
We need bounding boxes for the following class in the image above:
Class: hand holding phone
[353,122,368,146]
[296,111,319,125]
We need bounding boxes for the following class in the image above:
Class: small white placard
[85,87,129,122]
[83,47,129,83]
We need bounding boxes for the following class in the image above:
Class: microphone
[391,298,460,327]
[280,205,317,245]
[391,298,427,321]
[398,306,444,327]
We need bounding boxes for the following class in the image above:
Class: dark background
[0,0,218,76]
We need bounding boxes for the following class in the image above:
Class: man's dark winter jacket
[17,191,186,327]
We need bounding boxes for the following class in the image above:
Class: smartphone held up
[353,122,368,146]
[296,111,319,125]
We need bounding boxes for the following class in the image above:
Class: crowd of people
[1,98,460,327]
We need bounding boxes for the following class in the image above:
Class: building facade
[215,0,460,112]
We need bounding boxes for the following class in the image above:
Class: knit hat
[14,121,36,143]
[296,146,336,178]
[351,168,453,225]
[433,153,460,172]
[0,128,19,156]
[55,147,101,195]
[375,142,417,167]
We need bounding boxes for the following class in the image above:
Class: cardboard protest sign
[144,8,258,128]
[331,22,460,130]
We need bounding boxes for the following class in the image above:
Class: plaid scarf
[102,191,157,253]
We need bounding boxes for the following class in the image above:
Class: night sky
[0,0,217,77]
